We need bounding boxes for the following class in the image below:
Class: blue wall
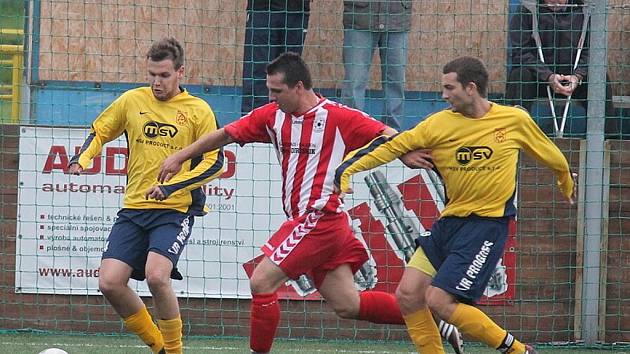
[32,82,451,131]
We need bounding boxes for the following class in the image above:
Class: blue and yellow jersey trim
[71,87,224,215]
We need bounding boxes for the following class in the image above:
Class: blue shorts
[102,209,195,281]
[415,215,509,304]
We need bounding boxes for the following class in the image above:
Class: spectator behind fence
[241,0,310,114]
[341,0,411,130]
[505,0,618,137]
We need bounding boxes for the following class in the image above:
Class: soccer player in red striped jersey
[147,52,458,353]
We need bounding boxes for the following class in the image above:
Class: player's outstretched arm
[514,108,577,205]
[379,127,434,170]
[157,128,234,183]
[335,131,420,194]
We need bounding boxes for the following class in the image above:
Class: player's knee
[249,276,275,295]
[249,261,287,295]
[331,302,359,320]
[396,284,425,314]
[249,276,269,295]
[145,270,170,293]
[98,275,122,298]
[425,288,452,319]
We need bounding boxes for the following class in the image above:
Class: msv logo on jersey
[143,121,178,139]
[456,146,493,165]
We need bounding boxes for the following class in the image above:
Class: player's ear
[292,80,304,91]
[466,81,477,96]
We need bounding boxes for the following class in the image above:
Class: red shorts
[262,210,369,288]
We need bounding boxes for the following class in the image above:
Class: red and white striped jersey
[225,97,387,219]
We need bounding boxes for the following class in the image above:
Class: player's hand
[399,149,433,169]
[68,163,84,175]
[567,172,578,205]
[145,186,166,201]
[333,184,353,199]
[158,154,184,183]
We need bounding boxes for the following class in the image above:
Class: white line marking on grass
[1,342,247,351]
[1,341,414,353]
[1,342,148,349]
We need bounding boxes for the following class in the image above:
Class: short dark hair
[266,52,313,89]
[146,37,184,69]
[442,56,489,97]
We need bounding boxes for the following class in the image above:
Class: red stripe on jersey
[306,108,334,212]
[227,98,386,218]
[279,111,293,217]
[290,110,315,219]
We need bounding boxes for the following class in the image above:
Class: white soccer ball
[38,348,69,354]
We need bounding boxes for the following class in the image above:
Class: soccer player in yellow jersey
[68,37,224,354]
[335,56,576,354]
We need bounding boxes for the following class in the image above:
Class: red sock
[358,291,405,325]
[250,292,280,353]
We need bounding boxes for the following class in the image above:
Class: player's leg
[310,212,406,325]
[315,264,359,318]
[316,263,404,324]
[99,210,164,354]
[396,248,445,354]
[250,210,351,353]
[99,258,142,316]
[145,252,182,354]
[316,228,463,353]
[145,211,195,354]
[426,286,523,354]
[341,29,376,111]
[429,216,532,354]
[398,253,465,354]
[249,256,290,354]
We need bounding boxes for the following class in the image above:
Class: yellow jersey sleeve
[335,118,434,193]
[72,94,127,169]
[514,111,574,199]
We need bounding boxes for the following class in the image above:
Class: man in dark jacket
[241,0,310,114]
[505,0,617,137]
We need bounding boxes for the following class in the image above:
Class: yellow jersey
[337,103,574,218]
[71,87,224,215]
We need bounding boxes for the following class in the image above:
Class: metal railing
[0,28,24,123]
